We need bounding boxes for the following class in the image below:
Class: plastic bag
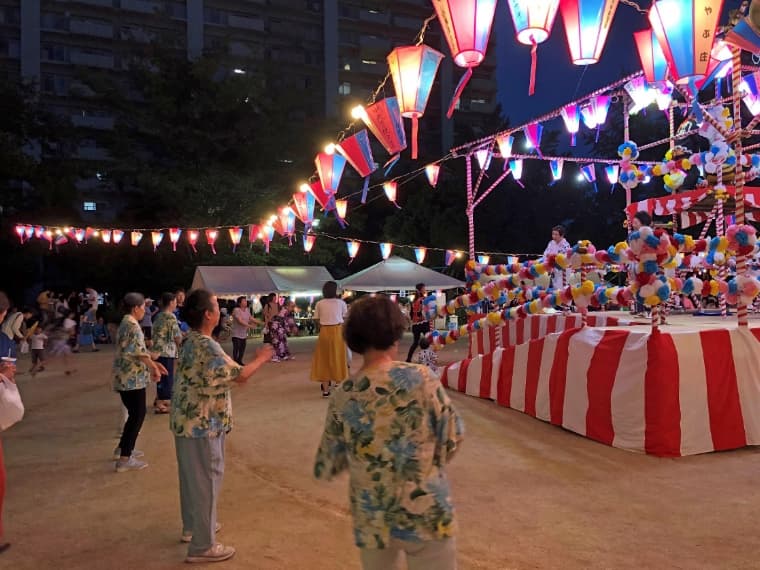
[0,376,24,431]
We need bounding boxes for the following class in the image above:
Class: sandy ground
[3,324,760,570]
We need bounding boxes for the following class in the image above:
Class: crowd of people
[0,279,456,568]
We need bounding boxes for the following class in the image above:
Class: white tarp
[191,266,334,297]
[338,256,465,292]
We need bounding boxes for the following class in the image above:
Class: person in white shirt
[231,297,261,365]
[544,225,571,291]
[29,328,48,376]
[310,281,348,397]
[413,337,439,376]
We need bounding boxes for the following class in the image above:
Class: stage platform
[446,313,760,457]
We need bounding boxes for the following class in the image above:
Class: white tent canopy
[191,266,334,297]
[338,256,465,292]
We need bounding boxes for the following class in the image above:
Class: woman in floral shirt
[170,289,272,564]
[151,292,182,414]
[315,295,464,570]
[112,293,167,473]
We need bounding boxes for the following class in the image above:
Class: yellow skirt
[310,324,348,383]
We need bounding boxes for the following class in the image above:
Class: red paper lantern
[187,230,199,253]
[169,228,182,251]
[560,0,619,65]
[315,144,346,196]
[336,130,377,203]
[633,29,669,85]
[151,231,163,252]
[353,98,407,173]
[205,229,218,254]
[432,0,498,117]
[387,45,444,160]
[228,227,243,252]
[303,233,316,253]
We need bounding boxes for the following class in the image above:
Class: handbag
[0,376,24,431]
[19,340,29,354]
[262,326,272,344]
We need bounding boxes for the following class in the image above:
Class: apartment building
[0,0,497,217]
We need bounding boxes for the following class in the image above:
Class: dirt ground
[3,328,760,570]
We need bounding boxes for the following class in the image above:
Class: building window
[83,201,97,212]
[306,1,321,12]
[41,12,68,31]
[338,82,351,95]
[340,5,358,18]
[169,2,186,19]
[42,74,70,95]
[1,39,20,59]
[361,59,377,65]
[0,7,20,25]
[42,44,68,62]
[204,7,227,25]
[471,98,487,105]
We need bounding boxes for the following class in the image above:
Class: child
[29,327,48,376]
[413,337,438,375]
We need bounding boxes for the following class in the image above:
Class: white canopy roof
[191,266,334,297]
[338,256,465,292]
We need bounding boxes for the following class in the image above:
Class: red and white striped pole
[717,199,728,318]
[732,46,749,327]
[466,154,475,261]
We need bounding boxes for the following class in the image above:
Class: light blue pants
[175,434,225,555]
[360,538,457,570]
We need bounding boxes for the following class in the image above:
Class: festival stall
[338,256,464,292]
[190,266,333,298]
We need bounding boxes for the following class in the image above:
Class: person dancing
[310,281,348,397]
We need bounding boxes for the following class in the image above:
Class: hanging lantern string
[618,0,648,15]
[294,229,543,258]
[451,71,645,156]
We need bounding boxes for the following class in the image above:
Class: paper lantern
[445,250,457,266]
[695,40,733,91]
[581,95,611,128]
[624,76,655,115]
[34,226,45,239]
[187,230,199,252]
[169,228,181,251]
[654,83,673,111]
[14,225,24,243]
[307,180,332,212]
[605,164,620,184]
[725,6,760,53]
[581,164,599,192]
[415,247,427,264]
[425,164,441,187]
[262,225,275,253]
[387,45,444,160]
[550,159,564,181]
[347,240,360,260]
[130,231,143,247]
[560,0,619,66]
[84,227,96,242]
[315,144,346,196]
[648,0,724,85]
[431,0,498,117]
[74,228,85,243]
[229,227,243,252]
[509,159,524,180]
[248,224,260,246]
[383,181,400,207]
[336,130,377,203]
[560,104,580,145]
[335,199,348,221]
[475,148,492,171]
[275,207,296,238]
[303,233,316,253]
[496,134,514,158]
[102,230,112,244]
[506,0,561,95]
[380,242,393,260]
[205,229,218,254]
[633,29,669,85]
[523,123,543,157]
[113,230,124,244]
[478,255,490,264]
[353,98,407,173]
[151,231,164,252]
[43,230,52,249]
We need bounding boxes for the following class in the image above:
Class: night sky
[494,0,746,127]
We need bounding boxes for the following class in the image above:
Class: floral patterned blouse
[112,314,151,392]
[314,362,465,550]
[170,331,242,438]
[152,311,181,358]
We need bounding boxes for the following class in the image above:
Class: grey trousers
[359,537,457,570]
[175,434,226,555]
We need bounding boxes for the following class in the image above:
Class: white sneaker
[185,543,235,564]
[113,448,145,460]
[181,522,223,543]
[114,457,148,473]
